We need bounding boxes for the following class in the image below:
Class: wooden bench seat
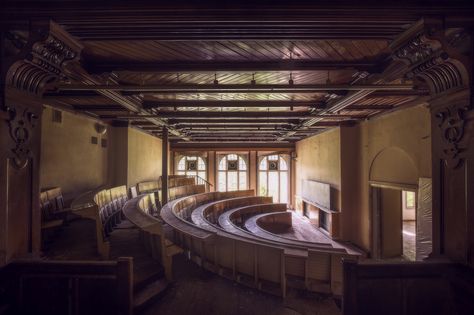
[160,190,363,297]
[190,196,273,228]
[70,185,129,259]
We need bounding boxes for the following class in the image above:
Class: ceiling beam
[58,83,415,93]
[168,119,301,125]
[86,60,376,74]
[104,111,364,119]
[143,100,324,109]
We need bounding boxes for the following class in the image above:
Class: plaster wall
[353,104,432,251]
[295,128,341,211]
[40,107,108,200]
[127,127,163,188]
[295,104,431,252]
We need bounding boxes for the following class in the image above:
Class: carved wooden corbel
[5,20,83,96]
[1,20,83,169]
[391,19,472,169]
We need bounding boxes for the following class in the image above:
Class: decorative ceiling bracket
[4,20,83,97]
[390,18,471,97]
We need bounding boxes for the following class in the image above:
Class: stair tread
[134,279,169,308]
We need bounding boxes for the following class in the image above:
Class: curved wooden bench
[219,205,335,251]
[191,196,273,230]
[169,184,206,201]
[160,191,364,297]
[123,194,183,280]
[70,185,129,259]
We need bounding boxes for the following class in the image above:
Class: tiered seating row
[122,193,182,280]
[203,201,338,251]
[159,191,362,297]
[70,185,129,258]
[93,186,129,235]
[40,187,70,230]
[137,176,195,195]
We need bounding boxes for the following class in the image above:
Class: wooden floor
[44,218,341,314]
[403,220,416,261]
[262,212,345,249]
[143,254,341,315]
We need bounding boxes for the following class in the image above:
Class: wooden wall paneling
[430,91,474,264]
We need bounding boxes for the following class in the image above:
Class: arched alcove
[369,147,419,186]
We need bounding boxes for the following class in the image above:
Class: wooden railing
[0,258,133,315]
[342,259,474,315]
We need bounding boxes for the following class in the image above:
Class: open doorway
[371,185,418,261]
[402,190,416,260]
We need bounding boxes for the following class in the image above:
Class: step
[133,266,164,292]
[133,278,170,313]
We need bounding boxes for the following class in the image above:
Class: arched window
[258,155,289,203]
[176,155,207,180]
[218,154,248,191]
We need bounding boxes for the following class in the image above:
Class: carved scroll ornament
[4,105,39,169]
[5,21,83,96]
[435,103,468,169]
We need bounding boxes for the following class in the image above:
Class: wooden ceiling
[7,1,472,147]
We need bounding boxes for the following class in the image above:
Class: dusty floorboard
[143,255,341,315]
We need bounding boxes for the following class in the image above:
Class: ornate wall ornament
[5,105,39,169]
[391,21,470,97]
[5,21,83,96]
[435,103,469,169]
[394,34,437,65]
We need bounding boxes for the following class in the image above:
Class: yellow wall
[127,127,163,187]
[295,104,432,252]
[351,104,432,251]
[295,128,341,211]
[40,107,164,200]
[40,107,108,199]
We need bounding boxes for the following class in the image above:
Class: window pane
[268,155,278,160]
[187,156,197,160]
[218,172,226,191]
[280,172,288,204]
[279,157,288,171]
[198,171,206,180]
[228,154,238,161]
[268,172,279,202]
[177,157,186,170]
[187,171,197,177]
[218,156,226,170]
[198,157,206,170]
[406,191,415,208]
[259,171,267,196]
[228,172,238,191]
[239,157,247,170]
[259,158,267,170]
[177,171,185,176]
[239,171,247,190]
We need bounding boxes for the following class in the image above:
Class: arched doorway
[369,147,431,261]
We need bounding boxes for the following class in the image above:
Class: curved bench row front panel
[171,190,255,221]
[160,191,362,297]
[70,185,128,259]
[191,196,273,230]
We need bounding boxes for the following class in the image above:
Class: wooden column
[430,90,474,264]
[0,21,83,266]
[162,126,169,205]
